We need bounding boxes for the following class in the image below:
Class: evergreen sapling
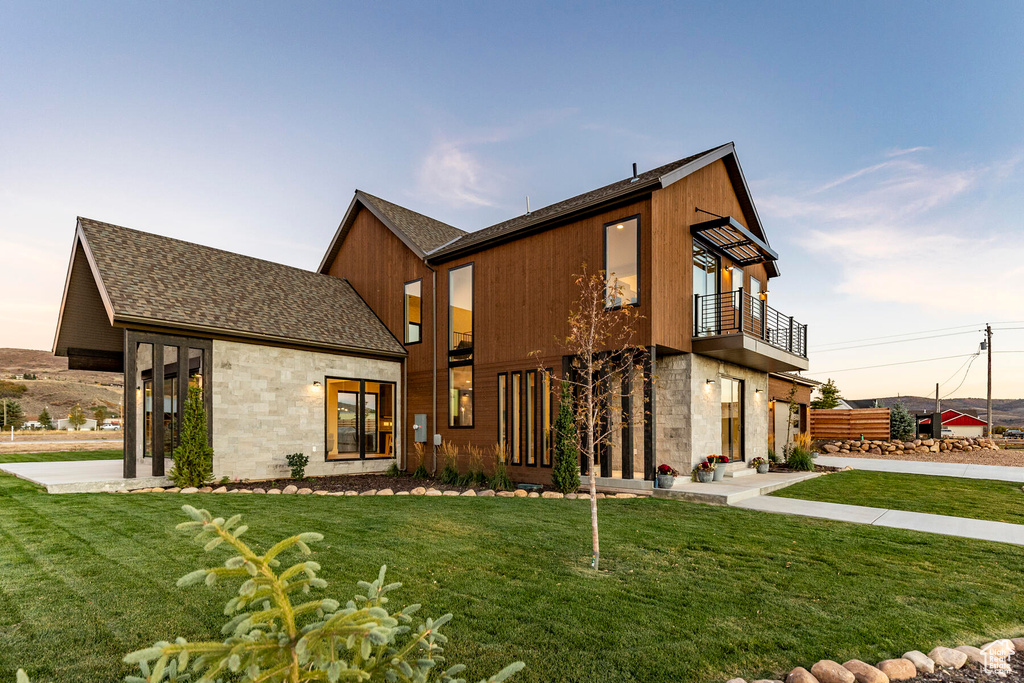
[550,382,579,494]
[168,383,214,488]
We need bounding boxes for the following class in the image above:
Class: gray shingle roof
[357,191,466,253]
[78,218,406,357]
[428,144,729,258]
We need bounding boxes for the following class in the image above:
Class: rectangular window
[541,370,553,467]
[721,377,743,462]
[731,265,744,292]
[326,378,396,460]
[693,242,719,336]
[525,370,537,465]
[510,371,521,465]
[749,277,762,320]
[604,216,640,308]
[404,279,422,344]
[448,264,474,427]
[497,373,507,449]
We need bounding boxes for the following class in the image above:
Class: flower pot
[757,463,770,474]
[696,469,714,483]
[657,473,675,489]
[712,463,726,481]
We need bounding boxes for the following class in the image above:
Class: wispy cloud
[760,149,1023,315]
[414,140,500,208]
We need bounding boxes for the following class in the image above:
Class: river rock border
[726,637,1022,683]
[110,485,643,499]
[817,437,999,456]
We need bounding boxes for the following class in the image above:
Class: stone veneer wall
[656,352,769,472]
[211,340,402,481]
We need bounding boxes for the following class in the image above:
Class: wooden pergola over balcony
[693,289,809,372]
[691,217,779,266]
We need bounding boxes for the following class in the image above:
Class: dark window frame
[509,370,522,465]
[603,214,642,310]
[403,278,423,345]
[541,368,554,467]
[323,376,397,462]
[719,375,745,463]
[497,372,507,450]
[448,363,475,429]
[525,370,537,466]
[447,263,475,427]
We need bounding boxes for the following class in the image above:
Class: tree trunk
[586,369,599,570]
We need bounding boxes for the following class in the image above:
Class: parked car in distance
[1004,428,1024,438]
[100,423,121,431]
[941,428,953,437]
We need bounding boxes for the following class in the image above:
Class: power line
[811,323,987,350]
[813,329,982,353]
[941,353,981,399]
[808,353,976,374]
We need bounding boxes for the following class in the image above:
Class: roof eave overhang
[318,193,430,275]
[52,220,118,356]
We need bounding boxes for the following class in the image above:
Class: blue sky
[2,1,1022,399]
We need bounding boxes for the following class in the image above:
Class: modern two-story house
[54,142,808,487]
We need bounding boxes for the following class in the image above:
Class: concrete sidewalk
[734,496,1024,546]
[814,455,1024,483]
[0,459,171,493]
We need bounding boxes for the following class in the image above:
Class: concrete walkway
[734,496,1024,546]
[0,459,171,493]
[815,455,1024,483]
[653,470,821,505]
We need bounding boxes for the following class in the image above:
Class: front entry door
[721,377,743,462]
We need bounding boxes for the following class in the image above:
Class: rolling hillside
[851,395,1024,428]
[0,348,122,420]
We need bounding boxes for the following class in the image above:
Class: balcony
[692,290,808,372]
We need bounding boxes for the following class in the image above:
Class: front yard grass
[1,471,1022,683]
[774,469,1024,524]
[0,449,122,464]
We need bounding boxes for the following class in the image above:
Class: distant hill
[0,348,122,421]
[850,395,1024,428]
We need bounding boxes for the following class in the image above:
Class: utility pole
[934,383,940,414]
[986,323,993,438]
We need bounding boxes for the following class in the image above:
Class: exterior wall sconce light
[755,388,764,394]
[312,381,322,390]
[706,379,716,385]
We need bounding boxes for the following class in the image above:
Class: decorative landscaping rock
[1011,638,1024,651]
[497,491,515,497]
[425,489,442,496]
[199,486,214,493]
[615,493,636,498]
[753,680,784,683]
[227,489,241,493]
[410,487,427,495]
[345,490,358,496]
[726,678,746,683]
[376,488,394,496]
[786,667,818,683]
[237,489,253,494]
[359,489,377,496]
[166,487,181,492]
[875,659,914,680]
[513,489,528,497]
[253,488,266,494]
[443,490,460,496]
[982,639,1014,657]
[953,646,984,664]
[267,488,281,494]
[460,489,477,496]
[282,485,298,494]
[841,660,887,683]
[527,491,540,498]
[565,493,577,499]
[395,491,409,495]
[181,487,199,493]
[296,488,313,495]
[541,491,563,498]
[329,491,344,496]
[313,490,329,495]
[927,647,966,669]
[213,486,228,493]
[810,660,854,683]
[478,489,495,497]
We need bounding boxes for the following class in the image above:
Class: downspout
[402,359,407,470]
[429,263,438,475]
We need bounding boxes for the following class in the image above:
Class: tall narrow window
[749,277,762,321]
[525,370,537,466]
[510,371,521,465]
[721,377,743,462]
[693,242,719,336]
[448,264,474,427]
[604,216,639,307]
[404,279,422,344]
[541,370,553,467]
[497,373,507,449]
[730,266,744,292]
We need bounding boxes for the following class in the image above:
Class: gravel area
[917,658,1024,683]
[820,448,1024,468]
[235,473,480,494]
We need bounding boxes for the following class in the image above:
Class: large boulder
[841,660,887,683]
[811,660,855,683]
[410,486,427,495]
[824,444,840,453]
[786,668,819,683]
[875,659,915,680]
[953,646,984,664]
[282,485,298,494]
[927,647,967,669]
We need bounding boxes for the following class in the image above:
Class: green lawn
[0,449,122,464]
[1,472,1023,683]
[774,470,1024,524]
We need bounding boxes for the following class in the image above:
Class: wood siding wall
[810,408,891,440]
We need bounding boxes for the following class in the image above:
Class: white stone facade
[210,340,402,481]
[655,352,769,473]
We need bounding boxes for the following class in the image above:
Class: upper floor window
[604,216,639,308]
[449,264,473,351]
[404,279,422,344]
[730,266,744,292]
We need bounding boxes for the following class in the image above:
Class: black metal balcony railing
[694,289,808,358]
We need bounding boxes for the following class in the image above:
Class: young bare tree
[551,266,646,571]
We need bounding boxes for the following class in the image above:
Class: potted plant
[750,456,769,474]
[708,454,729,481]
[693,461,714,483]
[656,464,679,489]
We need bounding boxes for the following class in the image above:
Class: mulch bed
[918,659,1024,682]
[235,473,478,494]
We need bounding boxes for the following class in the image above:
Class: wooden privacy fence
[810,408,890,440]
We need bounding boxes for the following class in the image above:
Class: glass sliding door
[721,377,743,462]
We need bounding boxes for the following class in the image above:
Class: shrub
[0,398,25,430]
[286,452,309,479]
[438,441,461,485]
[0,379,27,398]
[551,381,580,493]
[410,442,430,479]
[18,506,524,683]
[465,444,487,486]
[385,462,403,477]
[168,384,214,488]
[890,400,915,441]
[37,406,53,430]
[411,463,430,479]
[490,443,513,491]
[786,447,815,471]
[767,447,779,464]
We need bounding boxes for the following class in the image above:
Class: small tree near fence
[1,399,25,430]
[810,378,843,409]
[890,400,915,441]
[169,383,214,488]
[550,266,646,571]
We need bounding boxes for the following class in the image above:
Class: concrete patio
[652,469,821,505]
[0,459,172,493]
